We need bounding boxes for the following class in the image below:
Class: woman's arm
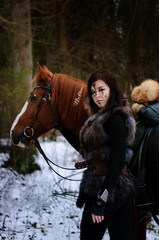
[102,113,127,191]
[91,113,127,223]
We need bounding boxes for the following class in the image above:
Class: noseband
[23,75,57,139]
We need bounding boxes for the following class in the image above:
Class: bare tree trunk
[8,0,37,175]
[12,0,32,91]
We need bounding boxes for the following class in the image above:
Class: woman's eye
[91,91,96,95]
[30,94,37,102]
[99,88,105,92]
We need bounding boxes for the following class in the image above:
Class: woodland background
[0,0,159,172]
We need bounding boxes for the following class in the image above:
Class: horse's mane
[54,73,87,111]
[53,74,89,135]
[55,74,93,116]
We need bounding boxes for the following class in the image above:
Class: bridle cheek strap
[23,75,58,139]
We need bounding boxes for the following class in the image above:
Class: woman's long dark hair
[87,69,127,113]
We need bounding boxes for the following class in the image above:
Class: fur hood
[131,79,159,116]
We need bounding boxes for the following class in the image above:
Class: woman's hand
[91,198,105,223]
[91,213,104,223]
[91,189,108,223]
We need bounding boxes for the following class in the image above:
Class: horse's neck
[54,74,89,136]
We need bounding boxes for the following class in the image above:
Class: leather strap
[75,160,91,169]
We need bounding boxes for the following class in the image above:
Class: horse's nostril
[11,130,20,145]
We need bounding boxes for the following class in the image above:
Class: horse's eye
[30,94,37,102]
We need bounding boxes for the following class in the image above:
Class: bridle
[22,75,83,181]
[23,75,57,139]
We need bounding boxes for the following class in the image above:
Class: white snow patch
[0,136,158,239]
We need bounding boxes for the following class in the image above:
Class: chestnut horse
[10,63,159,240]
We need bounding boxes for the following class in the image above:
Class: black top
[102,113,127,191]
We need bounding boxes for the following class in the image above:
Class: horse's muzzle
[11,130,29,147]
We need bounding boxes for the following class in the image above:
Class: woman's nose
[95,91,101,98]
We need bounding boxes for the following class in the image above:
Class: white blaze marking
[10,101,29,135]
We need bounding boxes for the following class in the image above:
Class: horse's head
[10,62,89,148]
[10,62,56,147]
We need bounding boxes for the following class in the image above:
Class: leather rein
[23,75,82,181]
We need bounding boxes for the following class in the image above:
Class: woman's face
[91,79,110,108]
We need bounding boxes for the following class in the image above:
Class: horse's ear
[43,65,49,71]
[37,61,43,71]
[36,62,53,85]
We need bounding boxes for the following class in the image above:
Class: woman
[75,69,137,240]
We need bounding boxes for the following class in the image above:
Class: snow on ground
[0,136,159,240]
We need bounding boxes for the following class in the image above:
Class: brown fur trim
[80,106,136,156]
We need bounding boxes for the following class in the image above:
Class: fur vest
[76,106,137,208]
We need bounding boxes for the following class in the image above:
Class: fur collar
[80,106,136,156]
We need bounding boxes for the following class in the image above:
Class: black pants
[80,198,133,240]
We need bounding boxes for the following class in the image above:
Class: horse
[10,62,159,240]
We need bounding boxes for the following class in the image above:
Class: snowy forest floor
[0,136,159,240]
